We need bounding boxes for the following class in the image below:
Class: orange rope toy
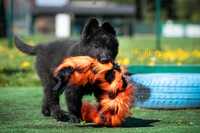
[81,84,134,126]
[53,56,134,126]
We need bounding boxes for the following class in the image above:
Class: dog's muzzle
[98,54,112,64]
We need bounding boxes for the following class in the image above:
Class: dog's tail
[14,35,37,55]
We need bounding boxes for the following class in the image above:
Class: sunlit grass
[0,86,200,133]
[118,36,200,65]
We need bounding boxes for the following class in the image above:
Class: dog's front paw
[68,114,80,123]
[53,110,71,122]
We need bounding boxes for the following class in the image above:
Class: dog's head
[80,18,119,63]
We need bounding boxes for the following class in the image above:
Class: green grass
[119,36,200,50]
[0,36,199,132]
[118,36,200,65]
[0,86,200,133]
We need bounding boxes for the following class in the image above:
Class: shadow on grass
[77,117,160,128]
[121,117,160,127]
[1,116,160,129]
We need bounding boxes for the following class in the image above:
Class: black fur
[15,18,119,122]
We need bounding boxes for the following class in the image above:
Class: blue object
[131,73,200,109]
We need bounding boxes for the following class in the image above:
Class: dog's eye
[105,69,115,83]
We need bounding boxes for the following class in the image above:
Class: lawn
[0,36,200,132]
[118,36,200,65]
[0,86,200,133]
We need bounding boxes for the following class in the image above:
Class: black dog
[15,18,119,122]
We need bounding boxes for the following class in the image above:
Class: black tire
[131,73,200,109]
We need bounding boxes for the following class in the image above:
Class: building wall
[13,0,31,35]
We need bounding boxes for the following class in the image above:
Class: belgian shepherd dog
[15,18,119,122]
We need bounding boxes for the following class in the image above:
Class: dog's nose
[98,54,111,64]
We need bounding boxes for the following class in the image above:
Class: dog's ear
[81,18,99,41]
[102,22,116,36]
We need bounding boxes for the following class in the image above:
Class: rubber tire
[131,73,200,109]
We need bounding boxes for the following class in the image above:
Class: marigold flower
[20,61,31,69]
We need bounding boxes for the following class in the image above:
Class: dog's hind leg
[41,90,51,117]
